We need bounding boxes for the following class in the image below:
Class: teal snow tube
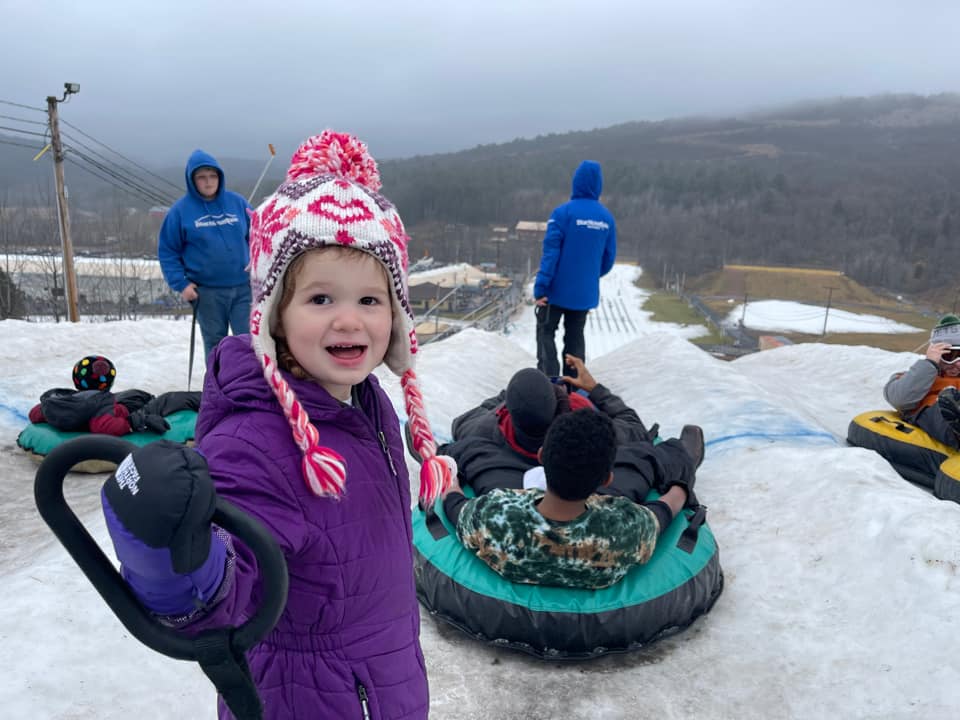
[412,488,723,660]
[17,409,199,473]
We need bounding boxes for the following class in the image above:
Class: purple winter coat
[192,335,428,719]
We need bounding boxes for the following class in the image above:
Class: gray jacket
[883,358,939,416]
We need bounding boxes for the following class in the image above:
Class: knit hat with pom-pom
[247,130,453,505]
[73,355,116,391]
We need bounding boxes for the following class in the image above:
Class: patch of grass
[699,297,934,353]
[631,264,658,291]
[640,264,939,352]
[641,292,725,344]
[779,331,928,353]
[689,266,894,307]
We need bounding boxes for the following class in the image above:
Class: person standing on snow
[158,150,252,360]
[101,131,454,719]
[533,160,617,378]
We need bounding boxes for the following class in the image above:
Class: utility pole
[740,292,748,326]
[47,83,81,322]
[822,286,837,336]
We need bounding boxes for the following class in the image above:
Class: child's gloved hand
[128,409,170,434]
[101,441,226,615]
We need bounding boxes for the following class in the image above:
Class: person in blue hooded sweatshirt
[533,160,617,378]
[158,150,252,359]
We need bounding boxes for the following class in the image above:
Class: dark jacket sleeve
[450,390,506,441]
[113,389,155,413]
[143,390,203,416]
[442,491,470,524]
[41,390,116,432]
[440,435,532,496]
[641,500,673,537]
[588,384,653,443]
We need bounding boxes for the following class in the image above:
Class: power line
[62,131,177,205]
[0,113,47,126]
[64,156,165,206]
[0,125,47,137]
[61,118,181,194]
[66,147,173,206]
[0,138,44,150]
[68,150,173,206]
[0,98,46,112]
[67,148,173,206]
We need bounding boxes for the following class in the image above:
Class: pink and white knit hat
[247,130,453,505]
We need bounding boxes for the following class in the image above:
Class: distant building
[514,221,548,274]
[515,220,547,244]
[409,282,443,312]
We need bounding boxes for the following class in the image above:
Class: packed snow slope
[1,265,957,720]
[724,299,922,335]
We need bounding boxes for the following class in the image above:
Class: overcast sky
[2,0,959,166]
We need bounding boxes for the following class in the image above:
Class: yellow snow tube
[847,410,960,503]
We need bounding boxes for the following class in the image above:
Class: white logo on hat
[114,455,141,496]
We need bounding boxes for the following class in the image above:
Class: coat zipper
[360,381,398,478]
[378,430,398,477]
[356,679,372,720]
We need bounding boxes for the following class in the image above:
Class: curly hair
[541,409,617,501]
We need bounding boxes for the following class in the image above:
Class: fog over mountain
[2,0,958,163]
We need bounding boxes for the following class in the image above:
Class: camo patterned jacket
[455,488,660,589]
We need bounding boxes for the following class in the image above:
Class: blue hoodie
[158,150,252,292]
[533,160,617,310]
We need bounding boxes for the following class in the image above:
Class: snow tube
[412,488,723,660]
[16,410,199,473]
[846,410,960,504]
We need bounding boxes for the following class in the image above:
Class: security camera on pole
[46,82,81,322]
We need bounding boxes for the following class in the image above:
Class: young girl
[100,131,454,719]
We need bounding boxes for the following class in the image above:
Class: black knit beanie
[506,369,558,452]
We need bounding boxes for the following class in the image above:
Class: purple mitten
[102,488,226,615]
[101,441,226,616]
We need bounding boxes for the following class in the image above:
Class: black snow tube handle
[34,435,289,720]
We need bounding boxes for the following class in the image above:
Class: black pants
[913,405,960,449]
[597,439,695,503]
[536,303,588,377]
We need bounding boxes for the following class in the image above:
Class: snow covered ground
[725,299,922,335]
[2,264,958,719]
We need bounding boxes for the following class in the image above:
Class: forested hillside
[4,93,960,295]
[380,93,960,294]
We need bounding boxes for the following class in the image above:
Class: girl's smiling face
[277,249,393,401]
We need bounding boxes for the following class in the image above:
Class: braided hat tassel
[265,356,347,497]
[402,369,454,506]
